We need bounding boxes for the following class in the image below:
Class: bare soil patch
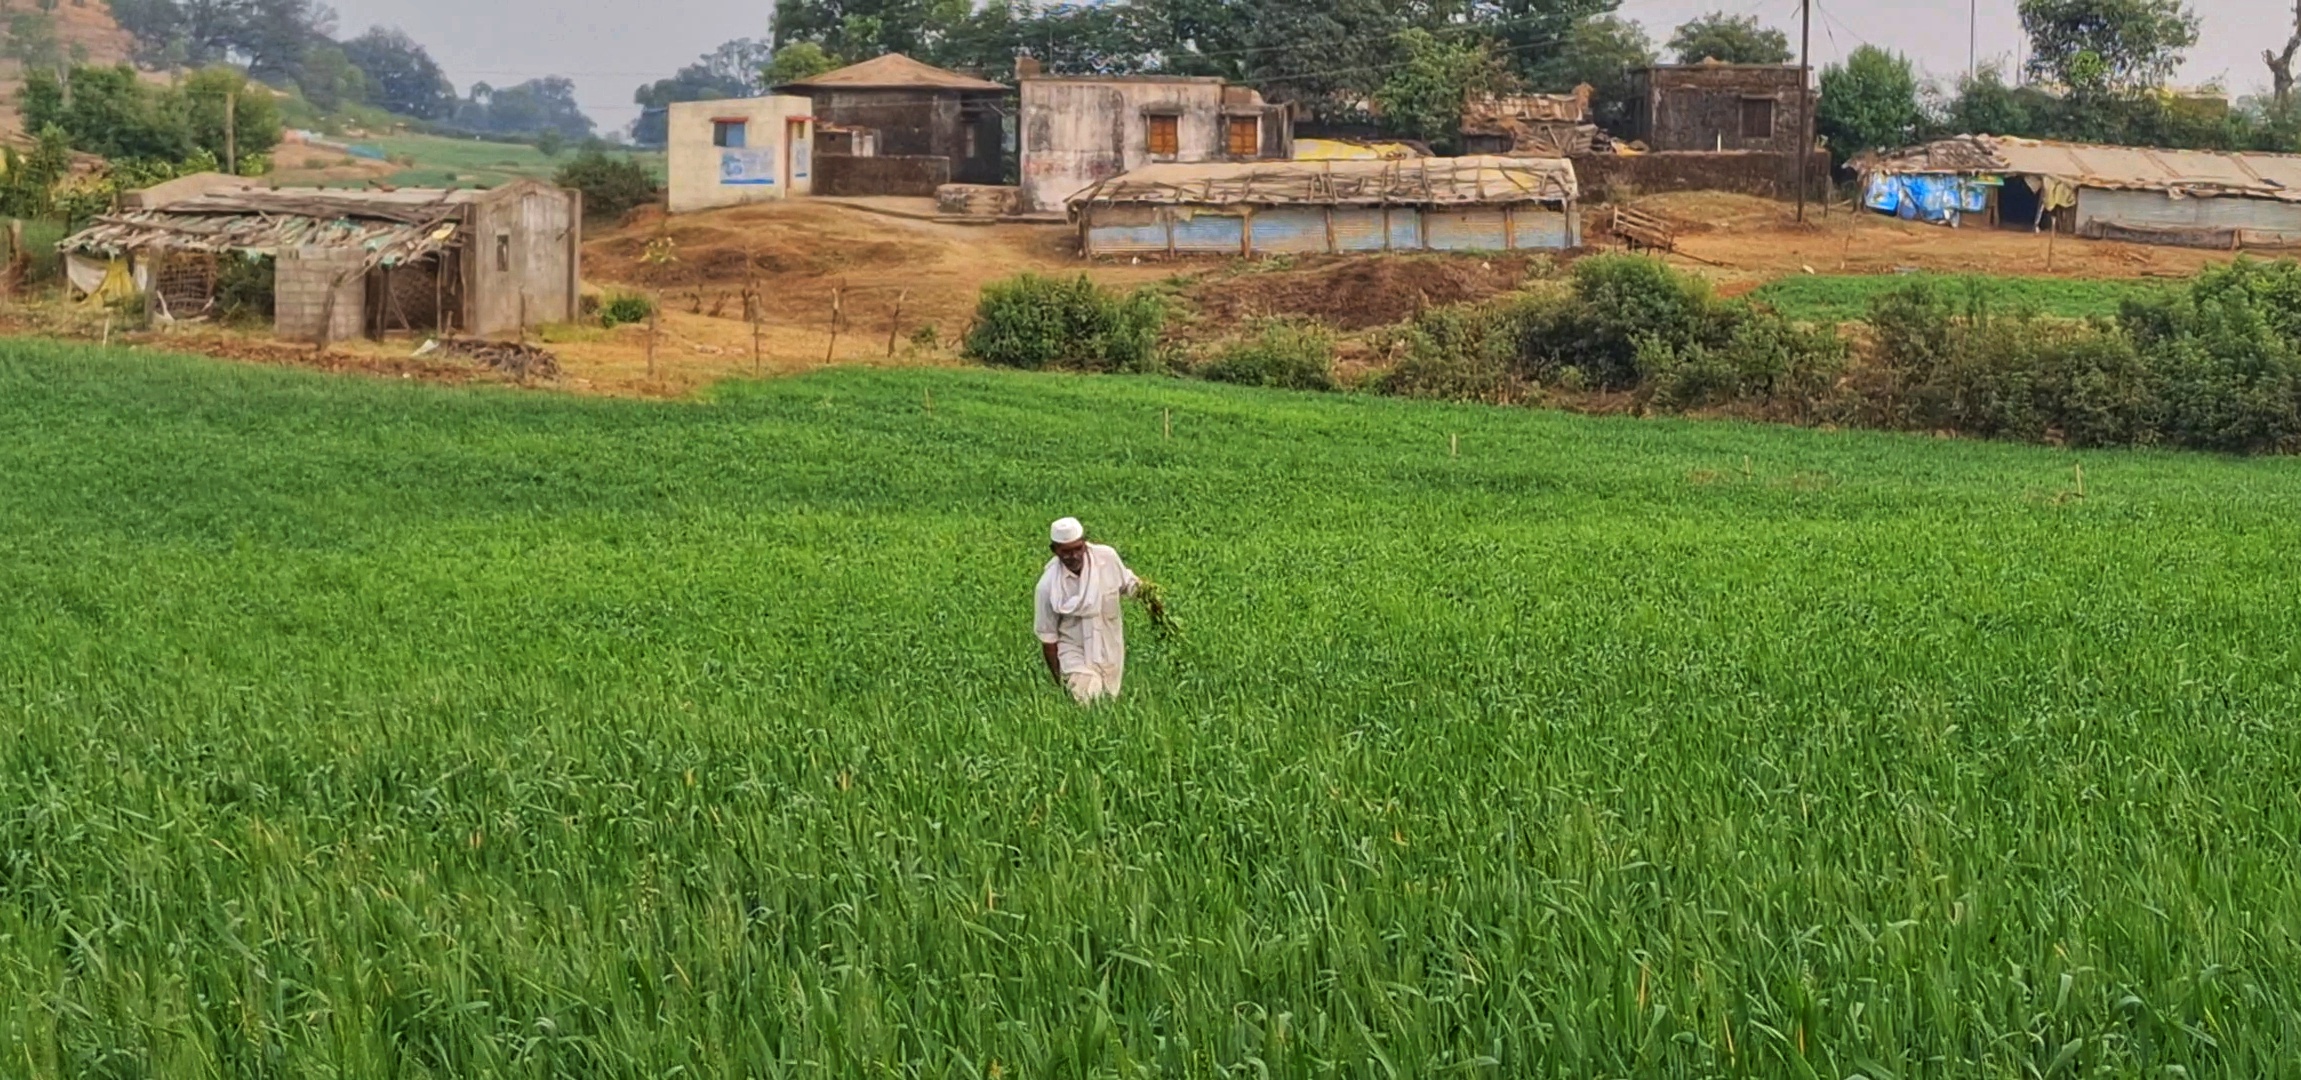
[1191,255,1545,330]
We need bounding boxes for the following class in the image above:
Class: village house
[1623,62,1811,154]
[1018,59,1294,216]
[777,53,1008,195]
[60,174,580,343]
[1860,134,2301,250]
[1067,156,1580,257]
[665,95,816,213]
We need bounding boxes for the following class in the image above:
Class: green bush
[963,274,1164,373]
[1520,253,1743,390]
[1199,319,1337,391]
[1372,297,1538,402]
[1863,261,2301,452]
[554,150,660,220]
[599,292,654,328]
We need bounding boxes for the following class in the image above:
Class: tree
[1525,15,1655,133]
[535,129,566,157]
[296,43,369,113]
[3,12,65,72]
[630,39,783,146]
[1373,27,1510,148]
[342,27,457,119]
[2268,0,2300,116]
[1940,64,2041,137]
[181,66,284,163]
[1817,45,1920,162]
[456,77,595,139]
[555,147,660,219]
[765,41,839,87]
[1666,12,1791,65]
[23,65,191,161]
[2018,0,2198,99]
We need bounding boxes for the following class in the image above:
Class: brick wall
[1572,151,1832,203]
[275,247,366,343]
[813,154,952,197]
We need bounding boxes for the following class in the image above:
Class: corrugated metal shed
[1069,155,1578,209]
[1865,135,2301,203]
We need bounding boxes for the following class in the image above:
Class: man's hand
[1042,640,1064,685]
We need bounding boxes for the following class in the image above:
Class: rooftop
[1863,135,2301,203]
[779,53,1006,93]
[1069,155,1578,208]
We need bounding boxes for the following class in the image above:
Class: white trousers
[1064,660,1125,704]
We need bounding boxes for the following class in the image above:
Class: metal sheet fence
[1084,202,1576,256]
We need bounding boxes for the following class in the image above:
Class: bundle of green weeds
[1133,577,1180,638]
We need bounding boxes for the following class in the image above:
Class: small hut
[1859,135,2301,249]
[1067,156,1580,258]
[58,176,581,342]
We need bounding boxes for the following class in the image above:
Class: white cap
[1050,517,1084,544]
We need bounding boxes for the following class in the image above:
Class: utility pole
[224,89,237,175]
[1796,0,1811,223]
[1970,0,1978,82]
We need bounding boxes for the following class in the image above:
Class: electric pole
[1796,0,1811,222]
[1970,0,1979,82]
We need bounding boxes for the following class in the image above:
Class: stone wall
[274,246,366,344]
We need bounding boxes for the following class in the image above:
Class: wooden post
[1162,408,1171,440]
[1450,433,1458,458]
[747,245,761,377]
[824,286,842,363]
[885,288,907,358]
[2075,462,2085,499]
[224,89,237,175]
[2045,219,2056,272]
[646,294,658,380]
[518,292,528,344]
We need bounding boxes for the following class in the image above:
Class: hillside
[3,344,2299,1072]
[0,0,139,140]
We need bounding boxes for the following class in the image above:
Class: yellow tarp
[77,257,138,309]
[1293,139,1422,161]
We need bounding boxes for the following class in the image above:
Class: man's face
[1052,538,1087,573]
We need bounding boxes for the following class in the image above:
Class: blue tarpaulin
[1865,173,1992,226]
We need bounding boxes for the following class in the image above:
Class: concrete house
[1018,60,1294,215]
[666,95,817,213]
[59,176,580,342]
[1624,62,1811,154]
[778,53,1008,194]
[1860,134,2301,249]
[1068,156,1580,257]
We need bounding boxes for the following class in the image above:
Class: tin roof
[1068,155,1578,208]
[1865,135,2301,203]
[779,53,1006,92]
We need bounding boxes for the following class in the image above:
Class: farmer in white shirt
[1034,517,1141,704]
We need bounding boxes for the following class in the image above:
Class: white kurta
[1034,543,1139,701]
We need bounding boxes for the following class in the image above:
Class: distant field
[1751,272,2172,322]
[5,345,2301,1074]
[365,133,663,188]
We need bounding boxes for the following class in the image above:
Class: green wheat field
[3,341,2298,1077]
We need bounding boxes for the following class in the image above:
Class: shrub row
[962,257,2301,455]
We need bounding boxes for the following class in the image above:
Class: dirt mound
[586,204,937,288]
[1193,255,1541,330]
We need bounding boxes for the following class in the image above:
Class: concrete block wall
[275,247,367,343]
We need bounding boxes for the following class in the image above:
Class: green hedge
[964,274,1164,373]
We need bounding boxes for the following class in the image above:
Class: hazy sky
[327,0,2287,136]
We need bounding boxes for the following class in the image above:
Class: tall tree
[2018,0,2198,99]
[296,42,369,112]
[631,40,777,147]
[1373,27,1511,148]
[1666,12,1791,65]
[2268,0,2300,115]
[341,27,456,119]
[765,42,839,86]
[1817,45,1920,161]
[457,77,595,139]
[1940,64,2042,137]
